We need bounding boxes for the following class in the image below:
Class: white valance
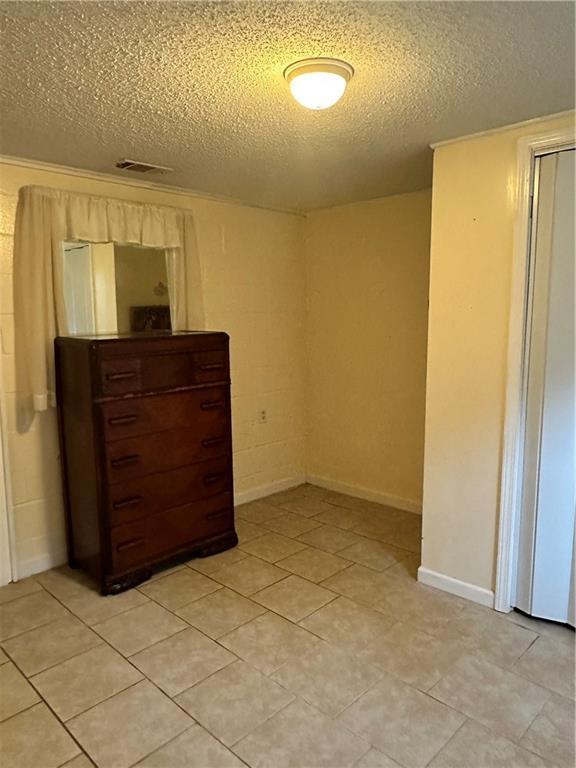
[13,185,205,429]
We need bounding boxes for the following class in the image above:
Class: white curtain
[13,185,204,430]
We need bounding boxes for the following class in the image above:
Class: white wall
[0,162,306,577]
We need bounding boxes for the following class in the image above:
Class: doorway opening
[496,129,575,625]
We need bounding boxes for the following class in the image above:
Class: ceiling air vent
[115,158,173,174]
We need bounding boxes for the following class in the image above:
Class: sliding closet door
[515,149,575,624]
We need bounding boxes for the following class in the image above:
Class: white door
[515,149,575,624]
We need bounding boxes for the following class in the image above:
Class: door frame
[495,126,575,613]
[0,353,16,586]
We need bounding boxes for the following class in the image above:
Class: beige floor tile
[277,548,351,582]
[31,644,143,721]
[312,505,364,530]
[239,532,307,562]
[359,622,470,691]
[297,525,364,553]
[64,586,150,627]
[520,694,575,768]
[448,602,539,666]
[130,627,235,696]
[252,574,336,622]
[339,674,465,768]
[261,512,323,539]
[136,724,245,767]
[176,587,266,638]
[0,647,8,664]
[354,748,401,767]
[0,590,69,641]
[61,755,95,768]
[429,654,550,741]
[219,611,319,674]
[386,553,420,581]
[0,578,42,605]
[513,635,575,700]
[1,616,103,677]
[300,596,396,655]
[147,564,187,582]
[138,569,221,610]
[315,490,363,508]
[210,555,288,596]
[265,484,328,507]
[35,566,97,602]
[235,519,267,544]
[350,514,422,553]
[504,610,575,648]
[235,699,369,768]
[92,600,187,656]
[0,702,80,768]
[429,719,550,768]
[374,576,466,634]
[176,660,294,745]
[236,500,286,524]
[322,564,404,610]
[275,497,347,518]
[188,547,248,575]
[0,662,40,721]
[271,640,381,716]
[338,540,407,572]
[68,680,192,768]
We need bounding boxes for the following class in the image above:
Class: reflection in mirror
[62,242,171,335]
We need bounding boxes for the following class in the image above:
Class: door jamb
[495,126,575,613]
[0,355,16,586]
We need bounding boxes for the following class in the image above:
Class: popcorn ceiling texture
[0,1,574,211]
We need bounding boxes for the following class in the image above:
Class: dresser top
[56,330,227,345]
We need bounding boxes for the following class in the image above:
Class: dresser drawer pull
[206,508,229,520]
[116,537,146,553]
[111,454,141,468]
[112,495,143,510]
[108,414,137,426]
[198,362,224,372]
[200,400,224,411]
[204,472,224,485]
[201,437,225,448]
[105,371,137,382]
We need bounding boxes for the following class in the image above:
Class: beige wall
[114,245,169,333]
[0,163,306,576]
[305,190,432,511]
[91,242,117,333]
[421,112,575,594]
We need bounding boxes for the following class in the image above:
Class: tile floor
[0,484,574,768]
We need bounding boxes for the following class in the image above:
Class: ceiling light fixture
[284,57,354,110]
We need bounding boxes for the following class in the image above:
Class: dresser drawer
[110,493,234,573]
[96,349,229,396]
[99,358,142,396]
[107,456,231,525]
[100,387,228,442]
[105,426,228,483]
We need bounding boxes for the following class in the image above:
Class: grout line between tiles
[420,716,469,768]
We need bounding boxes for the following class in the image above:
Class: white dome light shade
[284,58,354,110]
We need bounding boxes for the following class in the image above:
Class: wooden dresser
[55,331,236,594]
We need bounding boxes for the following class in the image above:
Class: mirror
[62,242,171,335]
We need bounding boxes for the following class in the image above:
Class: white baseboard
[417,566,495,608]
[234,475,306,506]
[306,474,422,515]
[17,549,68,580]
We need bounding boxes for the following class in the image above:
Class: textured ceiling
[0,1,574,211]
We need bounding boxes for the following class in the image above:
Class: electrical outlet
[259,409,267,424]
